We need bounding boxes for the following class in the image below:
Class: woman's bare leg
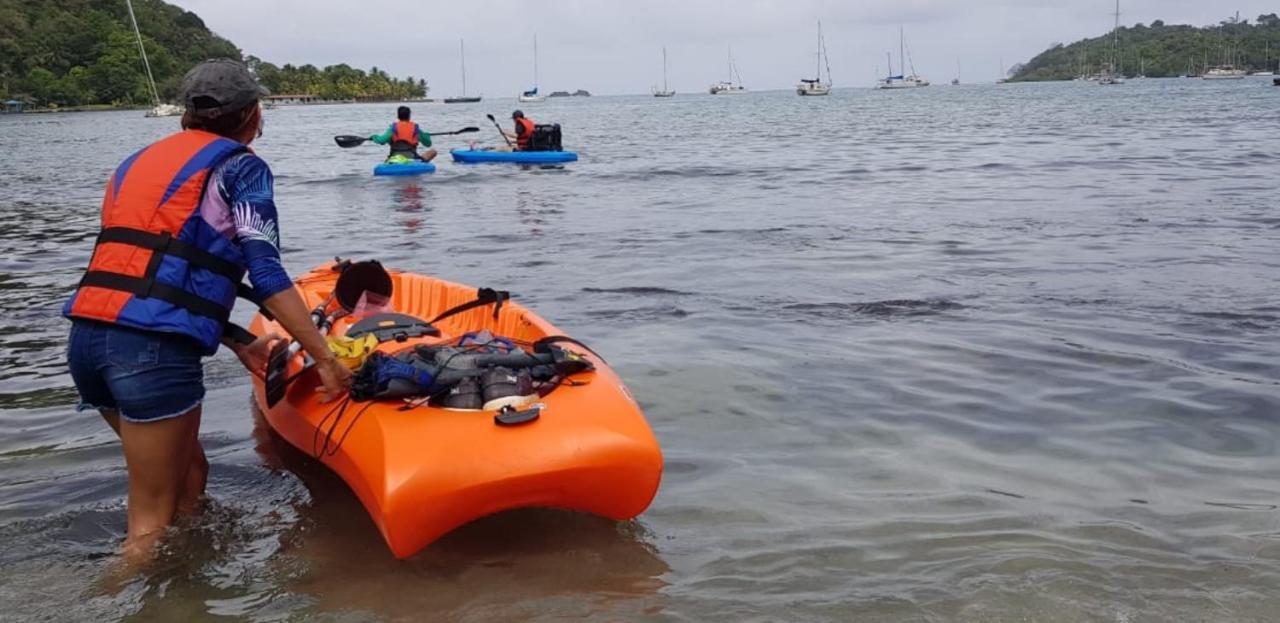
[176,433,209,516]
[101,409,121,434]
[115,406,202,563]
[102,409,207,517]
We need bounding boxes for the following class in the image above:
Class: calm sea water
[1,79,1278,622]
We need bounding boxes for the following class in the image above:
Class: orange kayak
[249,263,663,558]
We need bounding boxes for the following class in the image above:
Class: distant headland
[1012,13,1279,81]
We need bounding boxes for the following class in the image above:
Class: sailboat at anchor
[796,20,832,96]
[125,0,181,117]
[653,47,675,97]
[518,34,546,103]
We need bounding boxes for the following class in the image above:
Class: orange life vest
[64,130,253,353]
[514,117,535,150]
[391,121,419,147]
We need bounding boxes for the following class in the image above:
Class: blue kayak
[451,149,579,164]
[373,160,436,176]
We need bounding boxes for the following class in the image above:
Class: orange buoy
[250,263,662,558]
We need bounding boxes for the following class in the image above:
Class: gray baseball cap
[180,59,269,119]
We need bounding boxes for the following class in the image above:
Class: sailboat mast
[1112,0,1120,72]
[533,34,539,88]
[460,39,467,96]
[899,26,905,77]
[663,47,668,92]
[124,0,161,107]
[816,20,822,80]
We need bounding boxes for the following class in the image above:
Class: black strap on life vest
[222,322,257,346]
[95,227,242,281]
[81,226,264,344]
[389,140,420,159]
[237,282,272,320]
[429,288,510,325]
[79,271,233,322]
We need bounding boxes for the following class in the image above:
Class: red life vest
[391,121,419,147]
[64,130,253,353]
[514,117,535,150]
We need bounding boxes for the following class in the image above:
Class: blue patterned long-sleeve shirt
[198,152,293,300]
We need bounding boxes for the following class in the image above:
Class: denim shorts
[67,320,206,423]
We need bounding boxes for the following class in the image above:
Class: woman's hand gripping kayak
[231,331,280,376]
[242,287,354,401]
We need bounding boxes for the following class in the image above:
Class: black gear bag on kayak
[528,124,562,152]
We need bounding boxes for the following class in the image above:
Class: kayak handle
[495,404,541,426]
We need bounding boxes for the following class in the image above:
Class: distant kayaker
[502,110,536,150]
[369,106,437,161]
[63,59,352,564]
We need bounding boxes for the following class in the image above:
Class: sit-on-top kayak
[249,262,661,558]
[373,156,436,176]
[451,149,579,164]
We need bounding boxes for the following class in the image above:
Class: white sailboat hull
[517,94,546,102]
[145,103,182,117]
[796,83,831,96]
[709,82,747,95]
[876,77,930,89]
[1203,68,1247,80]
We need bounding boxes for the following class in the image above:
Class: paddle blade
[459,126,480,133]
[486,113,496,122]
[334,135,367,148]
[264,340,292,408]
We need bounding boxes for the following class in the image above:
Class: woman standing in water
[63,59,351,562]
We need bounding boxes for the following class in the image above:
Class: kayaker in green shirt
[369,106,437,162]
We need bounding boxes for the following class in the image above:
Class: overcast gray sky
[172,0,1275,94]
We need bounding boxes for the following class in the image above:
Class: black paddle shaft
[334,127,478,148]
[434,127,480,136]
[486,114,513,147]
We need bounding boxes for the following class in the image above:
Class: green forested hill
[0,0,425,108]
[1013,14,1280,81]
[0,0,239,106]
